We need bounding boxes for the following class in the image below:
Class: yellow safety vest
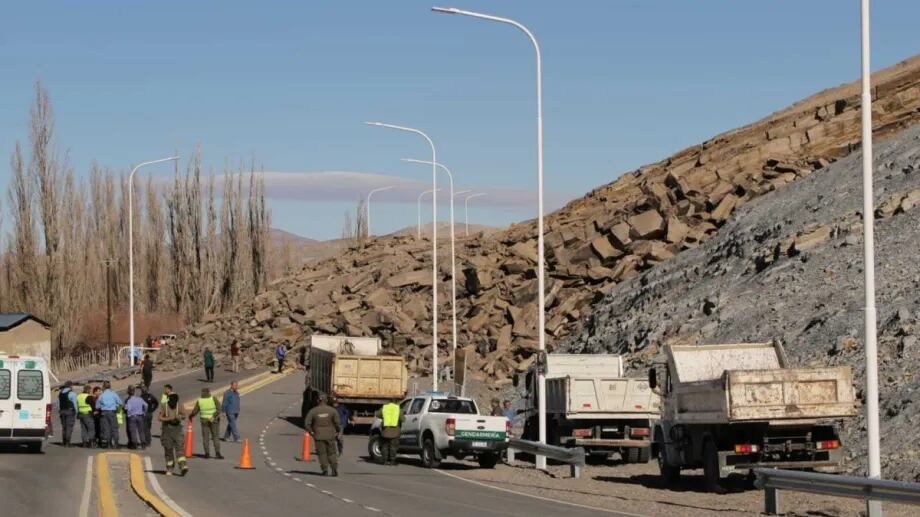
[197,397,218,422]
[161,393,169,405]
[382,403,400,428]
[77,393,92,415]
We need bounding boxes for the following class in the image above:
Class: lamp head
[432,6,461,15]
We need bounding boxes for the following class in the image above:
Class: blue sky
[1,1,918,240]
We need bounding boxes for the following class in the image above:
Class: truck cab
[0,354,52,452]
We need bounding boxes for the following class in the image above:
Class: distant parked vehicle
[650,342,857,491]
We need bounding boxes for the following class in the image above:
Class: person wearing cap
[304,394,342,476]
[158,393,189,476]
[188,387,223,459]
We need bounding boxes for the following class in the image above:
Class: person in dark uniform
[158,393,188,476]
[376,397,402,466]
[304,395,342,476]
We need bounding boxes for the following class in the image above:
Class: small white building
[0,313,52,364]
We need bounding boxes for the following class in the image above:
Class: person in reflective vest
[160,384,173,406]
[188,387,223,459]
[77,385,96,448]
[158,393,188,476]
[378,398,402,466]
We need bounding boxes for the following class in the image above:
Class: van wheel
[478,453,498,469]
[656,430,680,486]
[27,442,43,454]
[421,437,441,469]
[703,440,723,493]
[368,435,383,463]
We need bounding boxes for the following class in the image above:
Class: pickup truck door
[400,398,426,449]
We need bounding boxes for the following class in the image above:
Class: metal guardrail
[52,366,137,391]
[754,468,920,515]
[506,438,586,478]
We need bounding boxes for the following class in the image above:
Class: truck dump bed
[333,355,407,400]
[547,376,659,419]
[667,343,856,424]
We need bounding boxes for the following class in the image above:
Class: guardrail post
[764,486,779,515]
[507,447,516,464]
[571,463,581,479]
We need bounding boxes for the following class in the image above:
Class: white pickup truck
[368,393,510,468]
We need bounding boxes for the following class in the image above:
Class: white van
[0,354,51,452]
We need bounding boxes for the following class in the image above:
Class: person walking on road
[275,343,287,373]
[230,340,240,373]
[57,381,78,447]
[140,385,159,447]
[189,387,223,459]
[158,393,189,476]
[377,398,402,466]
[203,348,215,382]
[333,399,350,454]
[97,381,123,449]
[304,394,341,476]
[140,354,154,391]
[125,386,148,450]
[76,385,95,448]
[220,381,241,442]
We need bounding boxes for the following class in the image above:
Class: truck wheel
[624,447,641,464]
[656,430,680,486]
[421,437,441,469]
[703,440,723,493]
[638,446,651,464]
[478,453,498,469]
[367,435,383,463]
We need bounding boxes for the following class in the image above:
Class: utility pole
[103,258,116,366]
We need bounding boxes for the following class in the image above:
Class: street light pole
[416,188,441,239]
[432,6,548,468]
[128,156,179,367]
[859,1,882,515]
[366,121,440,390]
[463,192,486,236]
[403,158,467,357]
[366,185,396,238]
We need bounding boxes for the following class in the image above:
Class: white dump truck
[649,342,857,491]
[523,353,659,463]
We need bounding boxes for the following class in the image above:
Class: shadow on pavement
[594,473,750,494]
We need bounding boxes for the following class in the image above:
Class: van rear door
[13,359,48,439]
[0,362,12,438]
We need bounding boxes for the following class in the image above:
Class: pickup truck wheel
[703,440,724,493]
[656,430,680,486]
[367,435,383,463]
[478,453,499,469]
[421,437,441,469]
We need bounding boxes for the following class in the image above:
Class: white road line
[365,507,382,512]
[321,490,333,495]
[433,469,647,517]
[342,498,354,503]
[293,477,302,482]
[306,483,315,488]
[145,456,195,517]
[78,456,93,517]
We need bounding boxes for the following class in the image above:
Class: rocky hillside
[163,55,920,389]
[565,122,920,481]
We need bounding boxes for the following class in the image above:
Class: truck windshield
[428,399,477,414]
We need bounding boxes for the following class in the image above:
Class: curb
[129,453,181,517]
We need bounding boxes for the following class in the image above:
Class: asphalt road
[156,373,622,517]
[0,363,269,517]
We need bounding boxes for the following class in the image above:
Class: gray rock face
[564,124,920,482]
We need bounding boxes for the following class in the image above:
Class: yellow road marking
[180,368,293,412]
[128,453,181,517]
[96,452,128,517]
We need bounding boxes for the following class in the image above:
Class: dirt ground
[448,458,917,517]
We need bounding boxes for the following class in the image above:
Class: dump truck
[546,374,659,463]
[310,335,381,356]
[649,342,857,491]
[308,347,408,425]
[522,354,658,462]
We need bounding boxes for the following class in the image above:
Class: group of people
[57,379,159,450]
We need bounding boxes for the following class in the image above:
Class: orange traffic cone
[184,420,194,459]
[297,432,312,462]
[235,438,255,470]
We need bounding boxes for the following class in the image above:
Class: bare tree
[355,196,369,243]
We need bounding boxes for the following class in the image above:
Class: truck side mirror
[648,368,658,390]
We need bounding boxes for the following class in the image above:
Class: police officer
[76,385,95,448]
[377,397,402,466]
[188,387,223,459]
[304,394,341,476]
[158,393,189,476]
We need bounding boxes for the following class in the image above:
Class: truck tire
[703,440,723,493]
[656,430,680,486]
[638,446,651,464]
[421,437,441,469]
[367,435,383,463]
[478,452,498,469]
[624,447,641,464]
